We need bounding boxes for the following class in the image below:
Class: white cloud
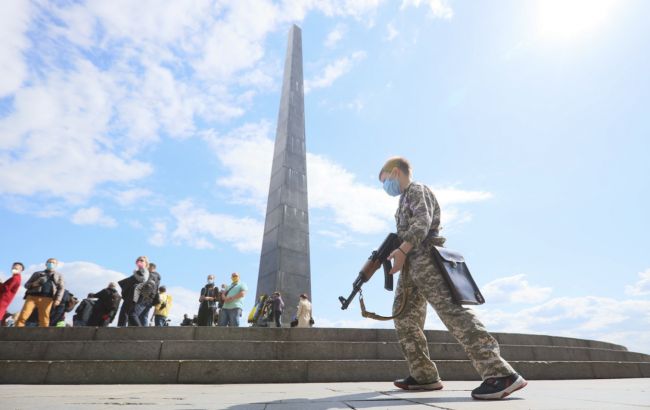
[481,274,553,304]
[473,295,650,354]
[1,1,392,212]
[401,0,454,19]
[57,261,127,295]
[71,207,118,228]
[324,24,346,48]
[204,121,493,238]
[49,0,213,48]
[0,61,153,201]
[305,51,367,93]
[113,189,153,207]
[0,1,275,205]
[167,199,264,252]
[163,285,202,326]
[194,0,278,81]
[0,0,31,97]
[386,22,399,41]
[625,268,650,296]
[308,152,397,234]
[336,0,384,20]
[317,316,394,329]
[297,0,384,22]
[149,221,168,247]
[203,122,276,211]
[434,188,493,206]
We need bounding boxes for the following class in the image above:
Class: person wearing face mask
[378,157,526,400]
[16,258,65,327]
[0,262,25,324]
[218,272,247,327]
[197,275,218,326]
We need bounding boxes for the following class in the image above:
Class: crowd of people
[0,256,313,329]
[183,273,313,328]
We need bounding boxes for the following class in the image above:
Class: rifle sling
[359,289,409,321]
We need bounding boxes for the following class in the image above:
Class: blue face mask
[383,178,401,197]
[46,262,56,271]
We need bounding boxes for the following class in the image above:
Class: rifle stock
[339,233,402,310]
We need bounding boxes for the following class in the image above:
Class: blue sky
[1,0,649,353]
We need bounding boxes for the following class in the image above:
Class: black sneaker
[394,376,444,391]
[471,373,527,400]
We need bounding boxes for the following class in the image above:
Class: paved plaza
[1,379,649,409]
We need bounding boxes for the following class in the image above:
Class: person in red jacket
[0,262,25,323]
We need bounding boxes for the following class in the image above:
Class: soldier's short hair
[379,157,412,180]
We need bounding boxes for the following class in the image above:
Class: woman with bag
[295,293,312,328]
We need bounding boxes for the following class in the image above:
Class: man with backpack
[15,258,65,327]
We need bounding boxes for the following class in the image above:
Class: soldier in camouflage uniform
[379,157,527,400]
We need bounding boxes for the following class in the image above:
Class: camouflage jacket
[395,182,446,252]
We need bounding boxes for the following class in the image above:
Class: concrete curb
[1,360,648,384]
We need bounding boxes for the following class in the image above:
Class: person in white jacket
[296,293,312,328]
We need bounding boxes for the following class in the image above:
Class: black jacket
[90,288,122,312]
[118,276,138,308]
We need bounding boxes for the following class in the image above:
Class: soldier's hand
[388,248,406,275]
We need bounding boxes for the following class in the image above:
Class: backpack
[38,273,55,297]
[73,298,95,325]
[64,292,78,313]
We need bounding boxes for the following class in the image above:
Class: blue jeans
[140,304,153,326]
[218,308,241,327]
[154,315,167,327]
[128,302,148,326]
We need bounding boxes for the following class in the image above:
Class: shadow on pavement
[223,389,524,409]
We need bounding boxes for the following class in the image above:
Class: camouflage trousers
[393,246,515,383]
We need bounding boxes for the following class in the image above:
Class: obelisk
[256,25,311,324]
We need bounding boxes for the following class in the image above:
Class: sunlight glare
[537,0,618,41]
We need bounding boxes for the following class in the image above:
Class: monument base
[0,327,648,384]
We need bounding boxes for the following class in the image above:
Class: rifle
[338,233,402,310]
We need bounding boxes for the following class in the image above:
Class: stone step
[2,359,648,384]
[1,340,648,362]
[0,327,628,351]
